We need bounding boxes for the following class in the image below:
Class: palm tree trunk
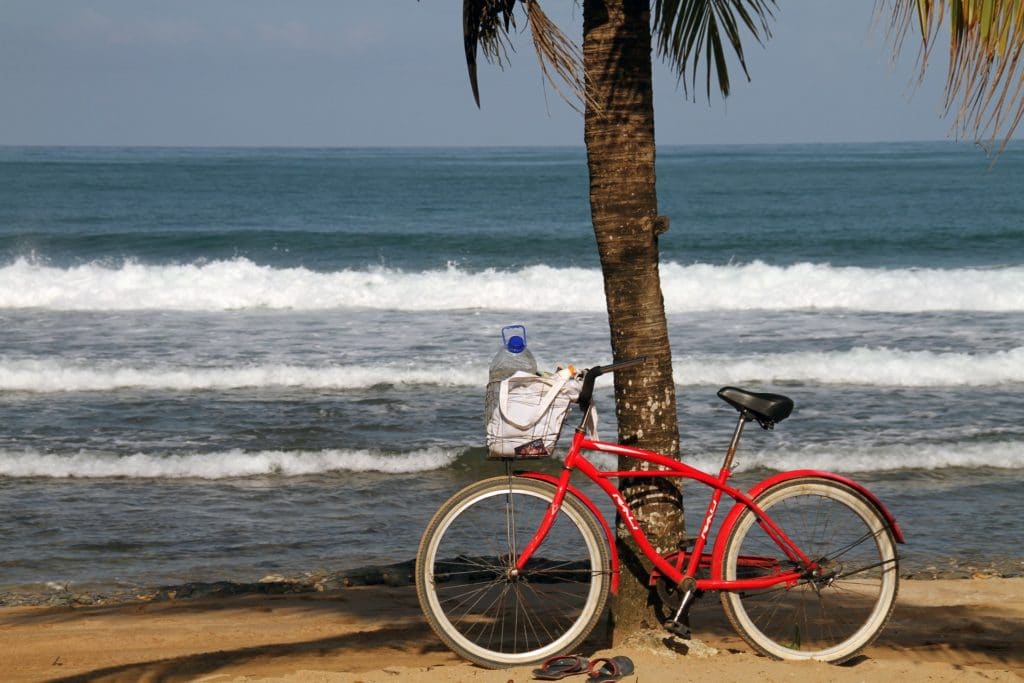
[582,0,685,637]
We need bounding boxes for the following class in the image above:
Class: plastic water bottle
[488,324,538,382]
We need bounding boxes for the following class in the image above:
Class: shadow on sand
[3,580,1020,683]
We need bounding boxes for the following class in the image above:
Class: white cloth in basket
[485,371,581,458]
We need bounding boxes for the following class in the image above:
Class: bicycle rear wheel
[720,477,899,663]
[415,476,610,668]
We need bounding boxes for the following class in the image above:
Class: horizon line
[0,138,1002,152]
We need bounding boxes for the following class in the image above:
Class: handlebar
[577,356,647,414]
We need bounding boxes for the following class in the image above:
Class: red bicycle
[416,358,903,668]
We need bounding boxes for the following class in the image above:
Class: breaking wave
[1,441,1021,479]
[2,258,1022,312]
[3,346,1022,392]
[0,447,463,479]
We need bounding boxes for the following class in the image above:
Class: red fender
[710,469,905,580]
[516,471,621,594]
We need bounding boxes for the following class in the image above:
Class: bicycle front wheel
[415,476,610,668]
[720,477,899,663]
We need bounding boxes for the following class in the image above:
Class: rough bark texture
[582,0,686,638]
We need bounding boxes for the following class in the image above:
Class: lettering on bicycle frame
[700,499,718,541]
[611,492,641,532]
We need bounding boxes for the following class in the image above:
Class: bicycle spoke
[519,578,578,635]
[416,477,609,667]
[817,527,885,564]
[721,478,898,662]
[834,557,898,580]
[442,578,508,629]
[469,581,508,649]
[514,581,554,651]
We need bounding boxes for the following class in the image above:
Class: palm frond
[524,0,595,113]
[879,0,1024,152]
[463,0,590,111]
[653,0,777,101]
[463,0,518,106]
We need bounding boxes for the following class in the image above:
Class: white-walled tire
[720,477,899,663]
[416,477,610,668]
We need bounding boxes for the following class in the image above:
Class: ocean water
[1,143,1022,593]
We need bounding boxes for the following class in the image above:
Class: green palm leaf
[463,0,518,106]
[652,0,776,100]
[458,0,1024,149]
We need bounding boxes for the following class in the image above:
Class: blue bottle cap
[506,335,526,353]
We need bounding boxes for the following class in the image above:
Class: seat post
[722,411,750,471]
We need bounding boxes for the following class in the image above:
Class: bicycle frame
[419,357,906,667]
[513,423,904,596]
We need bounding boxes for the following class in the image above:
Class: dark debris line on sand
[2,557,1023,609]
[0,560,416,608]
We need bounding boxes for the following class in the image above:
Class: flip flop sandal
[532,654,590,680]
[586,656,635,682]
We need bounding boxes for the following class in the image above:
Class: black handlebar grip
[594,356,647,375]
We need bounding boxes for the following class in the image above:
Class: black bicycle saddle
[717,387,794,429]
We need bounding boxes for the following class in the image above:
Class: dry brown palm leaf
[523,0,596,113]
[879,0,1024,152]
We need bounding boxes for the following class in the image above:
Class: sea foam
[2,257,1022,312]
[572,440,1024,475]
[0,359,485,392]
[676,346,1024,387]
[3,346,1021,392]
[734,440,1024,473]
[0,447,462,479]
[1,441,1020,479]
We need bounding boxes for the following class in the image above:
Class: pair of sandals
[532,654,635,682]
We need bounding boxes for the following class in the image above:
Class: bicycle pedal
[663,620,691,640]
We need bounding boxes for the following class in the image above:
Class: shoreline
[2,576,1022,682]
[3,555,1023,610]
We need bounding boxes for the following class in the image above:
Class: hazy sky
[2,1,1016,147]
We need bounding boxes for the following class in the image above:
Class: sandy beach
[2,576,1020,682]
